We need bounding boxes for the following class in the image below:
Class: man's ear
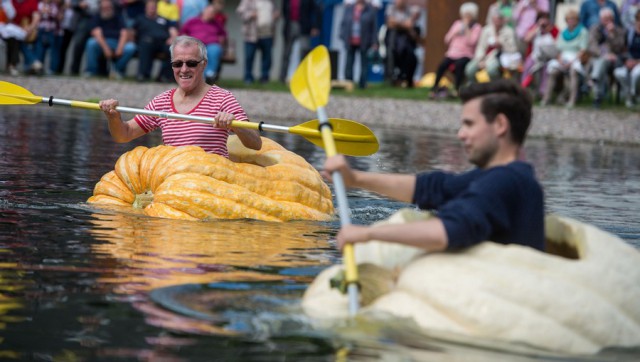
[493,113,510,138]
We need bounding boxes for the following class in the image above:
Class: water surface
[1,106,639,361]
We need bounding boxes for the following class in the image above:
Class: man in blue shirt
[580,0,622,30]
[322,79,544,252]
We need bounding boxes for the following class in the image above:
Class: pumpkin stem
[133,191,154,209]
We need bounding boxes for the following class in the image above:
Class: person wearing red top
[98,35,262,156]
[11,0,41,73]
[520,11,559,98]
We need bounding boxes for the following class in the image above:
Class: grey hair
[599,7,614,19]
[459,2,478,19]
[170,35,208,61]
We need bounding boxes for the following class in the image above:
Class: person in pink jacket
[180,2,226,84]
[430,2,481,98]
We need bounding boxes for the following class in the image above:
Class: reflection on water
[0,106,639,360]
[86,209,333,293]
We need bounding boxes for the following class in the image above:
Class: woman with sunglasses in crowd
[98,35,262,157]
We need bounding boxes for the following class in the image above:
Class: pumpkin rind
[88,136,334,222]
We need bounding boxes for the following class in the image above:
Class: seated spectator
[621,0,640,31]
[614,9,640,108]
[430,2,481,99]
[236,0,279,84]
[465,9,519,84]
[385,0,420,88]
[12,0,41,74]
[513,0,550,54]
[541,8,589,107]
[84,0,136,78]
[486,0,515,28]
[520,11,558,99]
[339,0,377,89]
[586,7,626,107]
[34,0,63,75]
[580,0,621,30]
[180,2,226,84]
[132,0,177,82]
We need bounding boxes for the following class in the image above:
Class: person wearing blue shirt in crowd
[580,0,621,30]
[322,79,544,253]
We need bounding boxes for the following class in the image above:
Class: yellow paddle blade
[290,46,331,111]
[0,81,42,105]
[292,118,379,156]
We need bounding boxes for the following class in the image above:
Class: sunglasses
[171,59,204,68]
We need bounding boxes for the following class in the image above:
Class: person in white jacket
[464,8,520,84]
[236,0,279,84]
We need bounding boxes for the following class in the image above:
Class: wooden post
[422,0,494,74]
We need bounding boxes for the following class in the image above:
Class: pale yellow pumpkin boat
[87,136,334,222]
[303,209,640,356]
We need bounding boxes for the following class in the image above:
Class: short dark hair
[459,79,533,145]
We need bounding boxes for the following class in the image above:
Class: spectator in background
[513,0,549,54]
[486,0,515,28]
[614,9,640,108]
[586,7,626,107]
[520,11,558,99]
[132,0,177,82]
[385,0,420,88]
[540,8,589,108]
[465,9,519,84]
[1,0,25,75]
[181,2,226,84]
[580,0,621,30]
[12,0,41,74]
[279,0,320,83]
[83,0,136,78]
[339,0,377,89]
[430,2,481,98]
[57,0,76,74]
[621,0,640,31]
[237,0,279,84]
[35,0,63,75]
[69,0,99,75]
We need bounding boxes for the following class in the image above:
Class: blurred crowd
[429,0,639,109]
[1,0,639,108]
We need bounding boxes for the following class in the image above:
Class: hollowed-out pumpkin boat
[303,209,640,356]
[87,136,334,222]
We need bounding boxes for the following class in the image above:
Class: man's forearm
[354,172,416,203]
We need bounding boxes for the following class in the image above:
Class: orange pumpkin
[88,136,334,221]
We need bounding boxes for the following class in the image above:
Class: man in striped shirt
[98,35,262,157]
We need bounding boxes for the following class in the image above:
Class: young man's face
[457,98,500,169]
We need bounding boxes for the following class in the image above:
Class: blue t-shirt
[413,161,544,251]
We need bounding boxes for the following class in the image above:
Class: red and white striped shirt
[134,86,249,158]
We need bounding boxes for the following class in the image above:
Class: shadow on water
[0,106,639,360]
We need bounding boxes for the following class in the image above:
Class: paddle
[291,45,360,315]
[0,80,378,157]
